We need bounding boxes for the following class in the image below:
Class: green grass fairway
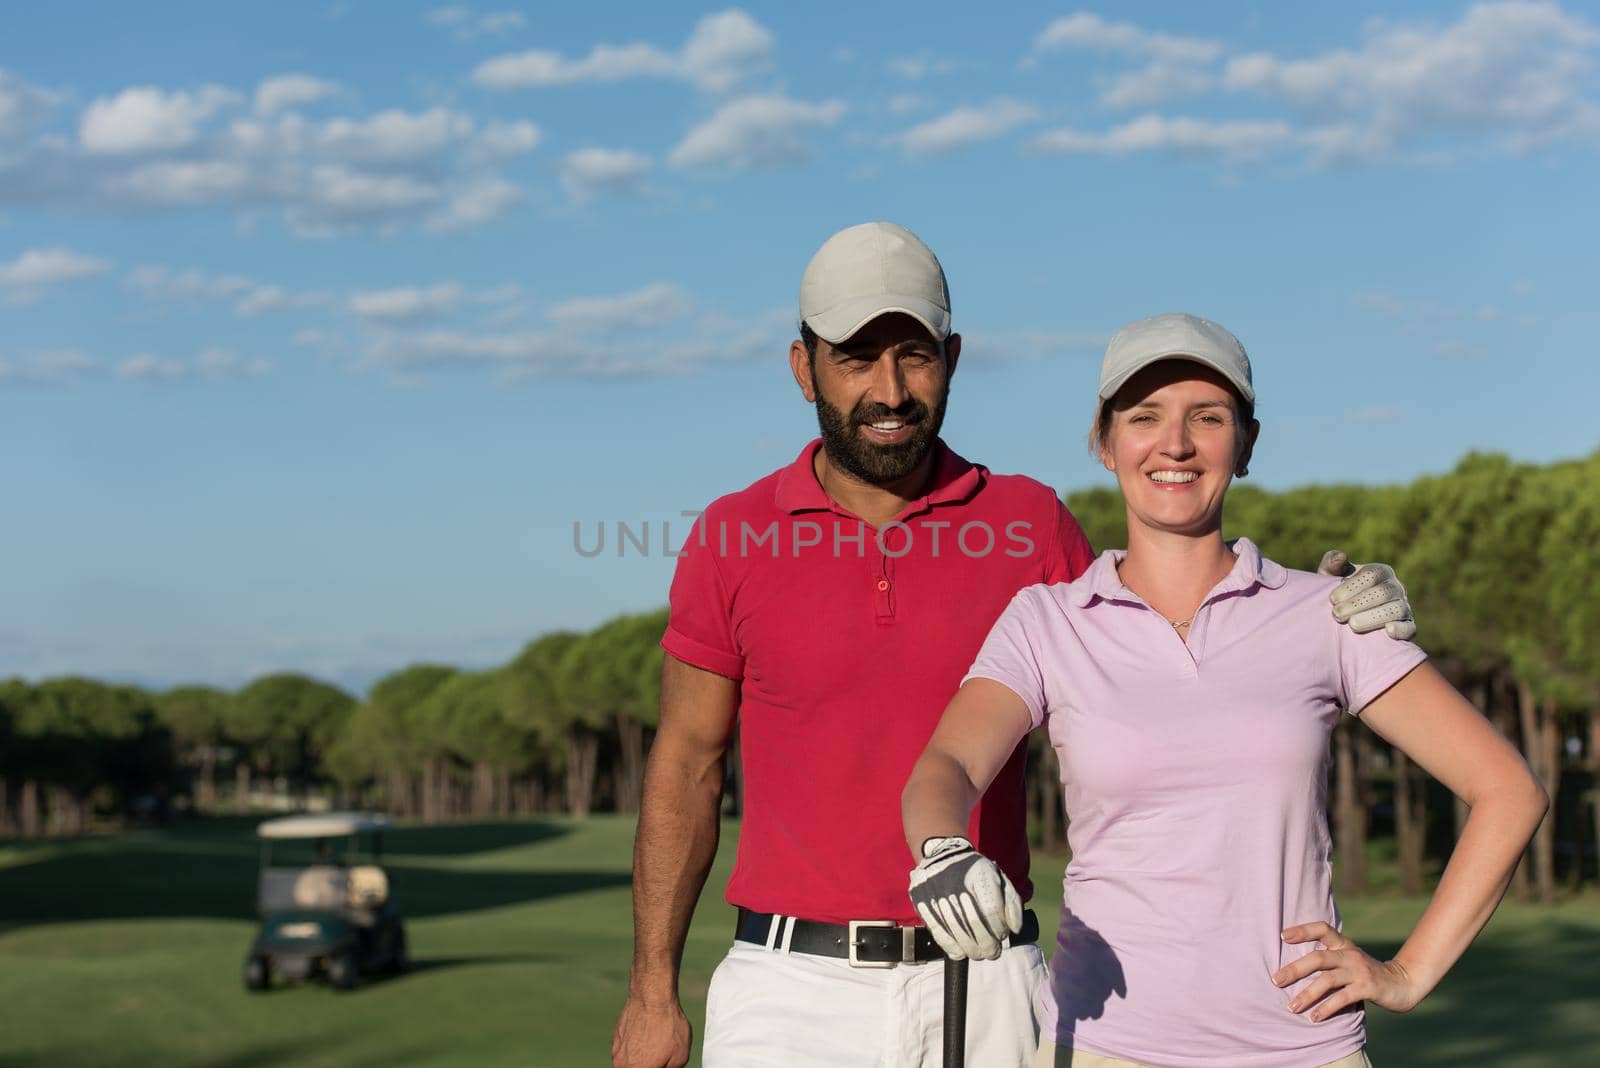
[1,817,1596,1067]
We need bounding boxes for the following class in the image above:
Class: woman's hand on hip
[1272,921,1426,1021]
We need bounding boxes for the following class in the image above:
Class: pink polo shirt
[965,538,1426,1068]
[665,438,1094,924]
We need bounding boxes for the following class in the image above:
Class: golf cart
[244,812,407,991]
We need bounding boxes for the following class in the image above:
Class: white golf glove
[907,835,1022,961]
[1319,550,1417,640]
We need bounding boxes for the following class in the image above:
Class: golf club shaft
[943,956,969,1068]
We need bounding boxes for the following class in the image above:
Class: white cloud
[889,55,955,81]
[363,328,553,370]
[1432,339,1474,356]
[961,329,1108,366]
[255,74,338,116]
[1029,14,1224,112]
[476,283,521,305]
[1355,290,1505,323]
[361,319,780,379]
[352,289,787,380]
[124,264,322,316]
[126,264,255,300]
[223,108,533,231]
[561,147,652,200]
[117,353,189,380]
[79,85,240,154]
[1033,12,1223,64]
[112,159,254,204]
[0,343,268,385]
[669,94,845,168]
[888,94,927,115]
[426,6,526,38]
[484,302,528,327]
[1354,291,1410,319]
[1029,113,1296,159]
[0,68,57,141]
[4,80,532,236]
[115,348,270,381]
[898,99,1039,155]
[285,165,440,236]
[234,285,291,316]
[0,247,110,288]
[1023,3,1600,166]
[1099,62,1216,108]
[546,282,691,331]
[473,44,674,89]
[197,347,270,378]
[477,120,541,157]
[316,107,477,163]
[474,283,526,326]
[258,108,538,168]
[427,178,523,232]
[426,5,470,26]
[473,8,773,92]
[0,349,99,385]
[1223,2,1600,162]
[349,282,466,323]
[293,328,331,347]
[679,9,776,92]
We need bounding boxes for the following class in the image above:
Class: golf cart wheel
[244,956,270,992]
[327,951,360,991]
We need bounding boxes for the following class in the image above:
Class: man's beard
[813,383,948,485]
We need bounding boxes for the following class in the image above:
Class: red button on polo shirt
[663,438,1094,924]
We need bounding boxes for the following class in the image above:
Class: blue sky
[3,2,1598,694]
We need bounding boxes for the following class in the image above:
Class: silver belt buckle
[846,919,898,968]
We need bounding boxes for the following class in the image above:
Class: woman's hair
[1088,384,1256,457]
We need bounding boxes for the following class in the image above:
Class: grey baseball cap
[1098,312,1254,403]
[799,222,951,344]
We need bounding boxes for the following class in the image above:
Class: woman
[902,313,1547,1068]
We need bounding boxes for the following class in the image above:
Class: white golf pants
[702,939,1046,1067]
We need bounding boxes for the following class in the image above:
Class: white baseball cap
[799,222,951,344]
[1098,312,1254,403]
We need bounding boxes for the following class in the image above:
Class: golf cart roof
[256,812,393,839]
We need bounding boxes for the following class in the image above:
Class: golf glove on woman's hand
[908,835,1022,961]
[1318,550,1417,640]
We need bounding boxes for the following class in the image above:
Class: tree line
[2,448,1595,902]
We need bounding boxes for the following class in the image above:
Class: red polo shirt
[664,438,1093,924]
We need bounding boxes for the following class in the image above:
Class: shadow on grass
[0,1034,454,1068]
[242,953,562,996]
[2,1039,316,1068]
[1363,921,1600,1065]
[401,951,563,975]
[0,817,626,933]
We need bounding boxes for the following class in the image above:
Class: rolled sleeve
[663,515,745,681]
[962,587,1050,728]
[1336,618,1428,715]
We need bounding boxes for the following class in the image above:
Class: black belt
[735,907,1039,968]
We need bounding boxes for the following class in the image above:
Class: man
[611,222,1415,1067]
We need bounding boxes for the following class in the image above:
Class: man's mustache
[851,401,928,426]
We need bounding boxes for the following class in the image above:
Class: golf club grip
[943,956,969,1068]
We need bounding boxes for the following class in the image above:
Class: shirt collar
[1067,535,1287,608]
[773,437,983,515]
